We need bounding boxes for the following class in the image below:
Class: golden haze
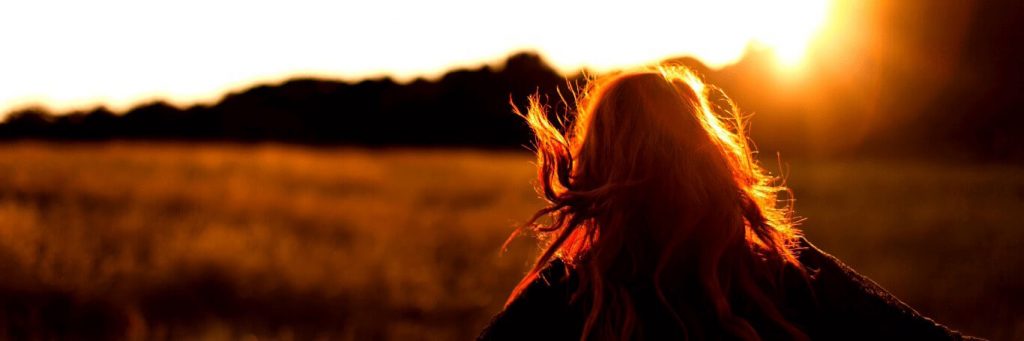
[0,0,833,118]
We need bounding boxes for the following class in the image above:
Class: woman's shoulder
[793,237,982,340]
[476,258,583,341]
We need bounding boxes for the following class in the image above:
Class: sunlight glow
[0,0,833,117]
[746,1,832,68]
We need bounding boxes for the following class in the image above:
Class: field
[0,142,1019,340]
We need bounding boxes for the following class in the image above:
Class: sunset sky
[0,0,832,118]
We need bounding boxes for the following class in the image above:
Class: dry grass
[0,142,1019,340]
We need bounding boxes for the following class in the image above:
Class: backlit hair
[507,65,807,340]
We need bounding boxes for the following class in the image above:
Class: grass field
[0,142,1019,340]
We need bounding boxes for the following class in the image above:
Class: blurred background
[0,0,1021,339]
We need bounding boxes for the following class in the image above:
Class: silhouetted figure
[478,67,980,340]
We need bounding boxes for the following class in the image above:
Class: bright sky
[0,0,831,118]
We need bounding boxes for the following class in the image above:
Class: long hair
[506,65,807,340]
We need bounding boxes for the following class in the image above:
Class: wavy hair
[506,65,807,340]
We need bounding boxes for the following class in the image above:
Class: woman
[478,66,978,340]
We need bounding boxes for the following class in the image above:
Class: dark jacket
[478,238,982,340]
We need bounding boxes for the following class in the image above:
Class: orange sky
[0,0,833,118]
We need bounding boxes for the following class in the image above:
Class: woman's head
[509,66,805,340]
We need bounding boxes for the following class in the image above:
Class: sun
[531,0,835,73]
[745,0,832,69]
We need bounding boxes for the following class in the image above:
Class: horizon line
[1,48,755,119]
